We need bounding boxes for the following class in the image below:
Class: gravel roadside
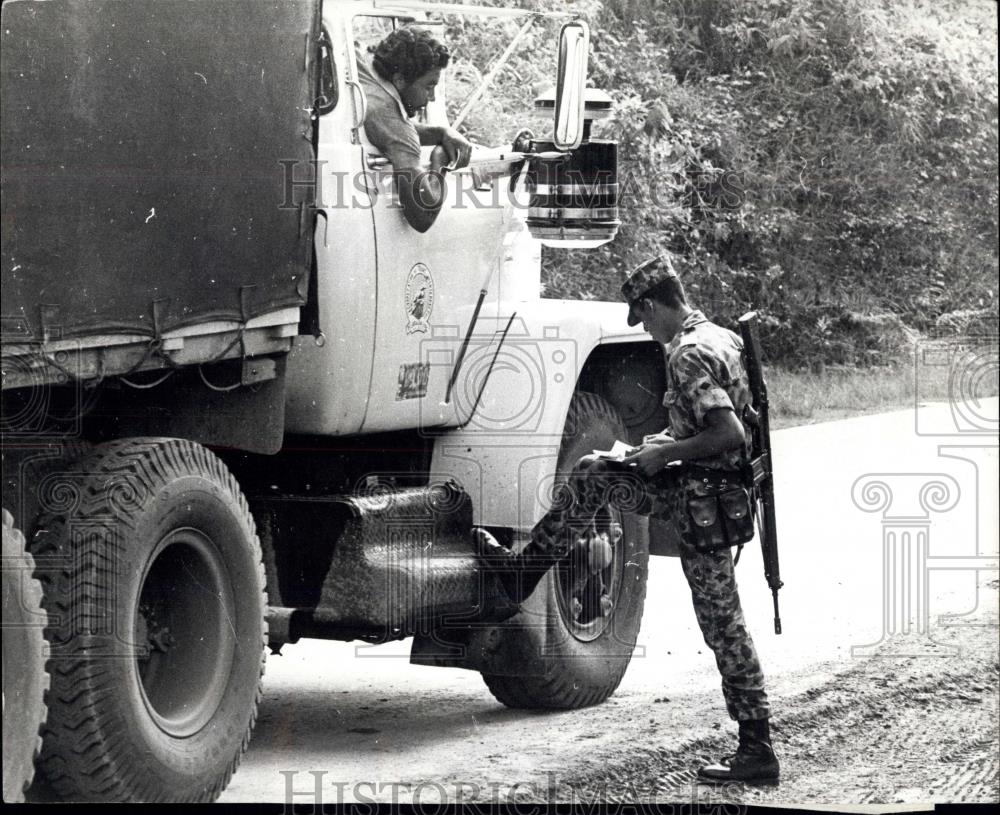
[487,596,999,808]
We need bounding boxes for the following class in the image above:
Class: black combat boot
[472,528,555,604]
[697,718,780,785]
[474,522,621,606]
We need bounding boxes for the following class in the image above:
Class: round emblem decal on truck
[405,263,434,334]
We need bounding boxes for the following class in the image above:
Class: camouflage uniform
[653,309,770,723]
[524,302,770,722]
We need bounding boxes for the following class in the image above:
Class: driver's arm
[392,149,447,234]
[364,103,447,232]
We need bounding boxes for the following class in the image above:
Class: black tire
[28,438,266,802]
[481,392,649,709]
[14,439,93,539]
[2,509,49,803]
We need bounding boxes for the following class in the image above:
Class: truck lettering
[396,362,430,400]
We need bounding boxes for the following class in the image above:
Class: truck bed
[1,307,300,390]
[1,0,320,376]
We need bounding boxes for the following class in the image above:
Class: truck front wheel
[29,438,266,802]
[481,392,649,709]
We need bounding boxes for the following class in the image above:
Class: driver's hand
[439,127,472,169]
[429,144,450,173]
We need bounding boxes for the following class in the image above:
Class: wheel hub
[134,528,236,738]
[556,509,624,640]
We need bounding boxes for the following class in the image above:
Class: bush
[449,0,997,368]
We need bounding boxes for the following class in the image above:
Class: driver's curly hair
[370,28,450,85]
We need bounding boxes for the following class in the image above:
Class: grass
[766,349,1000,430]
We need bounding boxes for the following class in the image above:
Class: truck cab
[285,2,667,531]
[286,5,514,435]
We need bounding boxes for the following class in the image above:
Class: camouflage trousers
[529,455,770,722]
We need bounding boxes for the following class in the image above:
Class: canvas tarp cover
[1,0,320,341]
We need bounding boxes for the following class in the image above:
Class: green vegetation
[767,357,999,428]
[448,0,998,374]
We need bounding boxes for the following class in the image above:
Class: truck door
[285,9,379,436]
[350,15,509,435]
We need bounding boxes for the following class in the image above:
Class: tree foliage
[449,0,998,367]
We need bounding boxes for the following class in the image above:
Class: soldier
[618,254,779,785]
[476,254,779,785]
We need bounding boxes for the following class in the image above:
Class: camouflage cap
[621,255,679,326]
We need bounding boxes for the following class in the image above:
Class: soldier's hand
[623,444,671,479]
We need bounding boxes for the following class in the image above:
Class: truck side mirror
[552,20,590,151]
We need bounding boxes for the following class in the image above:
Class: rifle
[738,312,783,635]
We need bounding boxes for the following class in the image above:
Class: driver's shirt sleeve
[356,57,422,169]
[363,92,422,168]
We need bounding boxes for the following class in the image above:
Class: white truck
[2,0,675,802]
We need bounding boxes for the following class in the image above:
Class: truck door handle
[346,79,367,138]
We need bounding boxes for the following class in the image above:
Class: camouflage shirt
[662,310,751,471]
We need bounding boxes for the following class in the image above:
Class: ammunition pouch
[687,486,755,553]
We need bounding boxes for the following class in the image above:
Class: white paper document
[591,440,635,462]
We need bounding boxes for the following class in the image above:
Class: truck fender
[429,299,668,532]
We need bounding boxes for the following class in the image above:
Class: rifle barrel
[738,310,783,636]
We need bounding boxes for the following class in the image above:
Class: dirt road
[215,401,998,808]
[217,578,997,808]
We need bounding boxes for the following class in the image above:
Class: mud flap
[410,585,553,675]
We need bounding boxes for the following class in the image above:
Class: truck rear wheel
[481,392,649,709]
[29,438,266,802]
[3,510,49,803]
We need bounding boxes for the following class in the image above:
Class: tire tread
[28,438,266,802]
[482,392,649,711]
[2,511,50,803]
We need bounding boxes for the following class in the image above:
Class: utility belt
[650,463,756,554]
